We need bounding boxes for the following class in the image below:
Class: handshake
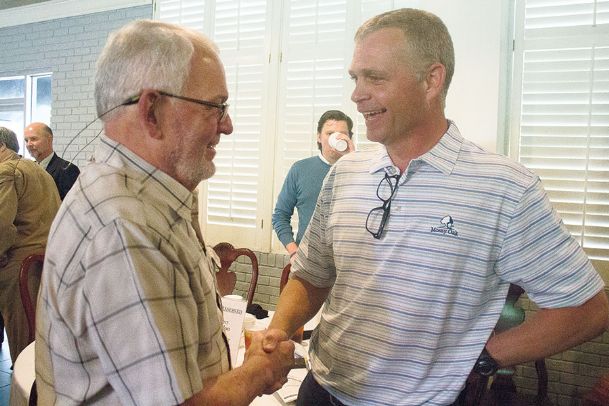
[242,328,296,396]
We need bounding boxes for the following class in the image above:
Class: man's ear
[137,89,163,139]
[424,62,446,102]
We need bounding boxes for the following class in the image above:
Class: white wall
[0,5,153,165]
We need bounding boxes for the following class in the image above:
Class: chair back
[19,253,45,343]
[279,262,304,342]
[280,263,291,292]
[0,313,4,344]
[213,242,259,305]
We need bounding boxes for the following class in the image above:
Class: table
[9,340,34,406]
[9,313,318,406]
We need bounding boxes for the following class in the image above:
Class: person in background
[0,127,60,363]
[24,122,80,200]
[36,20,293,405]
[267,8,608,406]
[272,110,355,262]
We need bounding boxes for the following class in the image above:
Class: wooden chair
[280,262,291,292]
[213,242,258,305]
[19,253,45,343]
[465,284,550,406]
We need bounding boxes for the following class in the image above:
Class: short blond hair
[355,8,454,103]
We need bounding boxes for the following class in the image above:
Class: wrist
[289,251,297,258]
[473,347,499,377]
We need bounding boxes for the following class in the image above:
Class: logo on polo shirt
[430,215,459,237]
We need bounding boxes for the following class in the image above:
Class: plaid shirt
[36,135,229,405]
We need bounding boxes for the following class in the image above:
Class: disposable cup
[244,325,266,350]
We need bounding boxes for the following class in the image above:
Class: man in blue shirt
[272,110,354,262]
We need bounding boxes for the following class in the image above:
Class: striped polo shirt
[293,122,605,406]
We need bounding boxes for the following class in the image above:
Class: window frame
[509,0,609,279]
[0,72,52,157]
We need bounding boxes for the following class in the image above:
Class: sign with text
[221,294,247,366]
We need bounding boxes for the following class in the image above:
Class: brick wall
[232,251,289,309]
[0,5,152,166]
[232,253,609,405]
[2,5,606,404]
[515,291,609,406]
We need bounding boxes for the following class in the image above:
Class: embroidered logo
[430,215,459,237]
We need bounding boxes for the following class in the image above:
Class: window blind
[155,0,206,32]
[513,0,609,274]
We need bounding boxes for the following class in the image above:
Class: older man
[24,122,80,200]
[0,127,59,363]
[268,8,608,406]
[36,20,294,405]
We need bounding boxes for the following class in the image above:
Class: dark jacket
[46,153,80,200]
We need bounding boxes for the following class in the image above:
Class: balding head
[24,122,54,162]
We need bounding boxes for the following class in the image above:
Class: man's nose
[220,113,233,135]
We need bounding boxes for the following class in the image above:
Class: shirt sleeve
[0,166,18,256]
[272,165,299,247]
[81,218,203,405]
[291,166,337,288]
[496,176,605,308]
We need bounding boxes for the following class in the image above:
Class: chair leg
[0,313,4,344]
[29,380,37,406]
[535,359,549,404]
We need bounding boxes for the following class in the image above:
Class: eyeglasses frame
[122,90,229,123]
[365,172,401,239]
[158,91,229,123]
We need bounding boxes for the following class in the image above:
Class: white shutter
[155,0,272,249]
[269,0,358,250]
[203,0,273,249]
[154,0,206,32]
[276,0,351,169]
[512,0,609,275]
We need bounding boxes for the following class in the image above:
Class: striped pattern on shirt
[36,135,229,405]
[293,122,605,406]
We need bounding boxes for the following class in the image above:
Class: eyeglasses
[122,91,229,123]
[365,172,401,239]
[158,91,229,123]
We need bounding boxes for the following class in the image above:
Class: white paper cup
[329,132,348,152]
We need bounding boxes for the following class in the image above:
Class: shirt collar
[367,120,463,177]
[95,135,194,220]
[417,120,462,175]
[39,152,54,170]
[317,151,331,165]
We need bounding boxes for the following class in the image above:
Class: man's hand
[335,132,356,154]
[285,242,298,264]
[261,328,290,353]
[244,328,294,395]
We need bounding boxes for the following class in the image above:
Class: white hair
[94,19,216,119]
